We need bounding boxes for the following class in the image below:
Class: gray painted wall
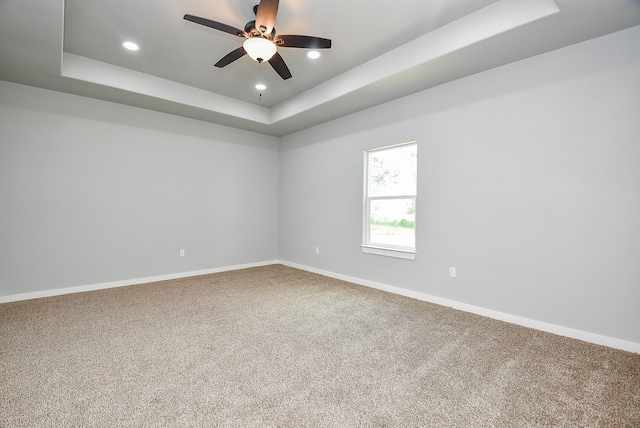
[0,82,280,295]
[279,26,640,344]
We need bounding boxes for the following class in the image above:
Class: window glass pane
[369,198,415,248]
[368,144,417,197]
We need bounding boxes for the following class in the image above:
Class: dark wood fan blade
[268,52,292,80]
[274,35,331,49]
[184,14,247,38]
[214,47,247,68]
[255,0,279,35]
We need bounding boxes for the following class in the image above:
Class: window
[362,142,417,259]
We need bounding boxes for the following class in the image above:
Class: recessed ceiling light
[307,51,320,59]
[122,41,139,51]
[255,83,267,91]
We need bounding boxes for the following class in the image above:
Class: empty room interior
[1,0,639,425]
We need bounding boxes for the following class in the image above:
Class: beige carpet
[1,264,639,427]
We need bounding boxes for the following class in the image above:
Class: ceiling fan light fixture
[184,3,331,80]
[243,37,277,62]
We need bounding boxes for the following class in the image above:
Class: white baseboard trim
[0,260,280,304]
[4,259,638,353]
[279,260,640,354]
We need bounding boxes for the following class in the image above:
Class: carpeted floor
[1,264,639,427]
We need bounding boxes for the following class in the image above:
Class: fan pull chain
[258,63,263,102]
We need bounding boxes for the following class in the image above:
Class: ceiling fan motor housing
[245,20,275,38]
[245,20,256,33]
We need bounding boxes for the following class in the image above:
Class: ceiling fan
[184,0,331,80]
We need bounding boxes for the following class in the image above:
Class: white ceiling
[1,0,639,136]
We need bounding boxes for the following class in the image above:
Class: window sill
[361,245,415,260]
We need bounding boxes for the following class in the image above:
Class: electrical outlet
[180,249,185,257]
[449,267,456,278]
[315,247,320,254]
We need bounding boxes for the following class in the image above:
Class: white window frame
[361,141,417,260]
